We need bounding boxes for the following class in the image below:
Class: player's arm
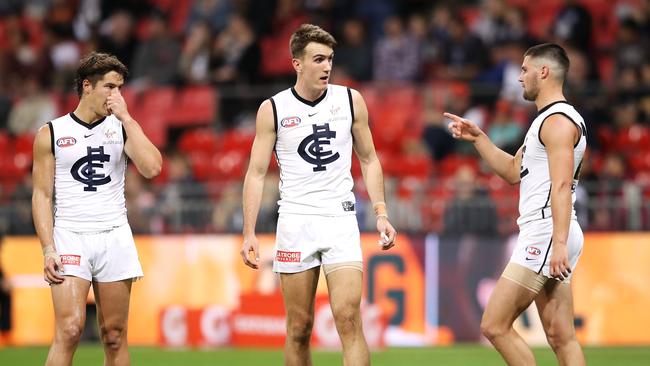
[107,88,162,178]
[542,114,580,280]
[351,89,396,249]
[32,124,64,284]
[241,99,276,268]
[445,112,522,184]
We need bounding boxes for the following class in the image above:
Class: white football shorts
[273,213,362,273]
[53,223,143,282]
[509,218,583,283]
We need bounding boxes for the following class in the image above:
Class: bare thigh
[51,276,92,328]
[280,267,320,322]
[535,280,576,337]
[93,280,133,334]
[325,267,362,313]
[483,275,539,328]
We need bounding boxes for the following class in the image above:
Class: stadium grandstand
[1,0,649,364]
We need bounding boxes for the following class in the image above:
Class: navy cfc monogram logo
[71,146,111,191]
[298,123,340,171]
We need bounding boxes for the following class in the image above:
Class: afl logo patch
[281,116,301,128]
[56,136,77,147]
[526,246,541,256]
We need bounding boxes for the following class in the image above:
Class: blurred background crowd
[0,0,649,236]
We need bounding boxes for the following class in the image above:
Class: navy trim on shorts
[47,121,54,155]
[541,184,552,219]
[538,238,553,274]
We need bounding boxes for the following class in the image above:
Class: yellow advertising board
[0,234,424,346]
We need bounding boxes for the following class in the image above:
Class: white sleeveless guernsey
[49,113,128,231]
[271,85,356,216]
[517,101,587,226]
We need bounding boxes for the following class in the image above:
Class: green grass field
[1,345,649,365]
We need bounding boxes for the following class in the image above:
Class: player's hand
[106,88,130,121]
[43,245,65,285]
[377,217,397,250]
[241,235,260,269]
[444,112,483,142]
[549,243,571,281]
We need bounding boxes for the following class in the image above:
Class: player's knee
[100,325,126,351]
[286,314,313,344]
[57,322,84,347]
[545,326,575,351]
[480,317,507,341]
[332,306,361,335]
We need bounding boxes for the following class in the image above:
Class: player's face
[519,56,539,101]
[83,71,125,116]
[297,42,333,91]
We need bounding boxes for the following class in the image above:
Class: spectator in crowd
[373,15,422,82]
[158,151,211,233]
[7,76,57,135]
[1,19,52,90]
[130,9,181,88]
[125,168,160,234]
[210,14,259,85]
[43,23,82,92]
[487,100,523,155]
[443,165,498,236]
[210,14,259,125]
[179,20,214,85]
[471,0,513,47]
[614,18,648,73]
[422,88,456,162]
[551,0,593,52]
[185,0,233,34]
[334,18,373,82]
[6,174,35,235]
[438,11,488,81]
[590,153,628,230]
[97,10,138,70]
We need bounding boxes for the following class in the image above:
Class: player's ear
[82,79,92,94]
[292,58,302,73]
[540,65,550,80]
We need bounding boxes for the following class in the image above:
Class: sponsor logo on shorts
[281,116,301,128]
[56,136,77,147]
[341,201,355,212]
[525,246,541,256]
[60,254,81,266]
[276,251,301,263]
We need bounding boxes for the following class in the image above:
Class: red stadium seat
[210,150,246,181]
[221,129,255,154]
[168,86,217,126]
[178,128,221,155]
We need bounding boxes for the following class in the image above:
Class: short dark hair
[289,24,337,59]
[74,52,128,97]
[524,43,570,82]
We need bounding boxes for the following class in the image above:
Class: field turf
[1,344,648,365]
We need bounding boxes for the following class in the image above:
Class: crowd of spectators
[1,0,649,235]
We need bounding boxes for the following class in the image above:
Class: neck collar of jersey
[70,112,107,129]
[291,87,328,107]
[537,100,568,115]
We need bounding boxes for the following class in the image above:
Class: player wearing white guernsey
[241,24,396,366]
[445,43,586,366]
[32,52,162,366]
